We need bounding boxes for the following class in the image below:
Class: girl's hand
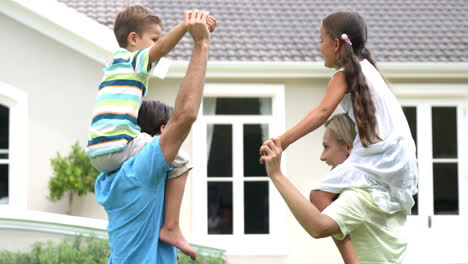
[259,137,283,179]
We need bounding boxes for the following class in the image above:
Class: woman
[260,114,408,263]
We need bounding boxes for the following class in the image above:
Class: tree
[48,141,99,215]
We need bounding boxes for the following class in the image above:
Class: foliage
[0,236,228,264]
[48,141,99,202]
[0,236,109,264]
[178,251,228,264]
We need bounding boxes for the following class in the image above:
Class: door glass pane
[244,124,268,177]
[203,97,272,115]
[0,164,8,204]
[402,106,417,151]
[411,190,418,215]
[432,107,457,158]
[244,181,269,234]
[402,106,418,215]
[207,124,232,177]
[207,182,233,234]
[433,163,458,215]
[0,105,8,149]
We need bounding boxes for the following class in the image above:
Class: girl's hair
[114,5,163,48]
[322,11,382,147]
[137,100,173,136]
[325,113,356,146]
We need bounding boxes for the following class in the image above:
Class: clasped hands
[260,137,283,179]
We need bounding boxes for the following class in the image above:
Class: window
[0,104,9,204]
[192,84,286,255]
[0,82,28,209]
[402,106,418,215]
[431,107,459,214]
[401,101,464,216]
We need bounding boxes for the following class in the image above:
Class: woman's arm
[279,72,348,150]
[260,138,340,238]
[310,190,360,264]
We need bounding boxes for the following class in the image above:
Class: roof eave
[1,0,115,65]
[162,61,468,80]
[3,0,466,81]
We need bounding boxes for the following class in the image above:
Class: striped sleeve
[130,48,160,76]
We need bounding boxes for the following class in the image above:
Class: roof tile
[58,0,468,62]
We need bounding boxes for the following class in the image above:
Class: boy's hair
[114,5,163,48]
[322,11,382,147]
[137,100,173,136]
[324,113,356,146]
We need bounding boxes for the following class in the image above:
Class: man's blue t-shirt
[95,136,177,263]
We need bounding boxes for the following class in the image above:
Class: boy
[87,6,215,260]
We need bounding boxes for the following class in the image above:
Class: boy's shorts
[90,133,192,179]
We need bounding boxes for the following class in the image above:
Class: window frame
[399,97,466,218]
[191,84,287,255]
[0,82,28,210]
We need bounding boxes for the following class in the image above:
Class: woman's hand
[259,137,283,179]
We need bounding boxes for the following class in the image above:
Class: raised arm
[149,14,216,64]
[148,21,187,64]
[260,138,340,238]
[279,71,348,150]
[159,10,211,164]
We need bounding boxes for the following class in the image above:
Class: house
[0,0,467,263]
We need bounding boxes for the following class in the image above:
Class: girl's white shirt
[315,59,418,214]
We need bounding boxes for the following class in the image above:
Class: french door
[401,100,468,263]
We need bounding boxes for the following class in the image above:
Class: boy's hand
[185,11,216,32]
[185,10,210,42]
[207,15,217,33]
[259,137,283,179]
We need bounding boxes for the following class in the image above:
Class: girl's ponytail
[340,43,381,147]
[360,47,377,68]
[323,11,382,147]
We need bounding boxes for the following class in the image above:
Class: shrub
[48,141,99,214]
[0,236,109,264]
[0,236,227,264]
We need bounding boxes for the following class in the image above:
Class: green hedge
[0,236,227,264]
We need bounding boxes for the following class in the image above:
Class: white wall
[0,13,103,215]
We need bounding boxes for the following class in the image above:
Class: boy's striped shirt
[86,48,158,158]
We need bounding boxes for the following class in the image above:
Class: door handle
[428,215,432,228]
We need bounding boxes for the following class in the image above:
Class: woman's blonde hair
[324,113,356,146]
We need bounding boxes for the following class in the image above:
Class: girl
[263,11,417,263]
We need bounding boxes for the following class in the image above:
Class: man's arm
[159,10,210,164]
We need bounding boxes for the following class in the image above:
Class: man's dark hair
[137,100,173,136]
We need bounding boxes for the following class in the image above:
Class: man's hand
[185,10,210,42]
[259,137,283,179]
